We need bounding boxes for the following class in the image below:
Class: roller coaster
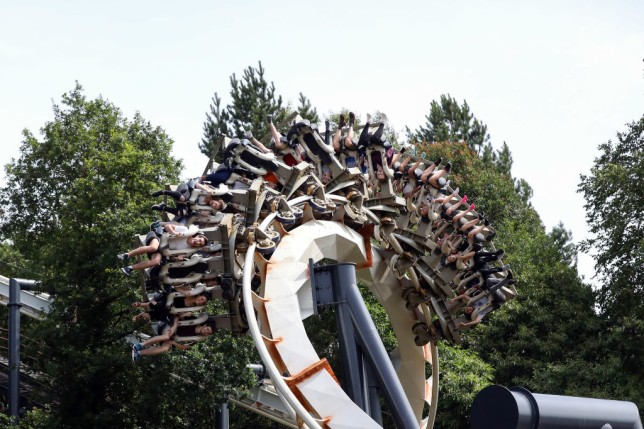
[3,113,518,428]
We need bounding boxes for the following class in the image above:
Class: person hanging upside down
[117,224,207,276]
[131,316,216,361]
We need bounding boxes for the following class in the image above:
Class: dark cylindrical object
[471,385,643,429]
[8,278,38,424]
[247,363,266,379]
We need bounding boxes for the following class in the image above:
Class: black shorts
[145,231,161,259]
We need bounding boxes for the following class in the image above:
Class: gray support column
[8,278,38,425]
[364,360,383,425]
[316,264,366,411]
[326,263,418,429]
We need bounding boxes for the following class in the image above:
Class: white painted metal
[0,275,52,320]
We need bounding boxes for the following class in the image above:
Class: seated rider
[131,315,216,361]
[117,224,208,276]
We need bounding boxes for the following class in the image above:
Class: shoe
[132,349,141,363]
[266,114,273,124]
[444,162,452,172]
[151,203,166,212]
[151,190,164,197]
[348,112,355,126]
[121,266,133,276]
[243,130,253,139]
[434,157,442,166]
[132,343,143,352]
[117,253,129,262]
[338,114,346,129]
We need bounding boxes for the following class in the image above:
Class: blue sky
[1,0,643,283]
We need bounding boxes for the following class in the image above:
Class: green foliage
[200,62,320,159]
[548,222,578,267]
[227,62,286,140]
[296,92,320,124]
[578,115,644,411]
[0,85,253,428]
[0,241,31,279]
[434,343,494,429]
[407,94,490,152]
[198,92,230,162]
[578,115,644,318]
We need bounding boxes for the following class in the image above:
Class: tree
[199,62,287,159]
[578,115,644,410]
[227,61,286,139]
[199,62,320,158]
[199,92,230,161]
[296,92,320,124]
[578,116,644,319]
[548,222,578,267]
[0,83,225,427]
[407,94,490,153]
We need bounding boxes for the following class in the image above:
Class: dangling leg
[344,112,355,149]
[332,114,346,152]
[267,115,286,150]
[452,203,475,223]
[446,196,468,216]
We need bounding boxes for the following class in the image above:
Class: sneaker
[131,349,141,363]
[121,266,133,276]
[243,130,253,140]
[117,253,129,262]
[266,114,273,124]
[151,190,164,197]
[132,343,143,352]
[151,203,166,212]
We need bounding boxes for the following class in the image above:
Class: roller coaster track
[217,116,516,428]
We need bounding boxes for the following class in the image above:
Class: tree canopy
[0,84,257,428]
[578,115,644,408]
[199,62,320,159]
[407,94,490,153]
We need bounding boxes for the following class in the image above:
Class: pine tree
[297,92,320,124]
[199,92,230,159]
[408,94,490,152]
[226,61,286,139]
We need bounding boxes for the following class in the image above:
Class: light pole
[8,278,38,425]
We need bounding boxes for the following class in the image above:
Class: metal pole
[8,278,38,424]
[470,385,643,429]
[325,263,419,429]
[327,265,367,411]
[215,400,229,429]
[364,360,383,425]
